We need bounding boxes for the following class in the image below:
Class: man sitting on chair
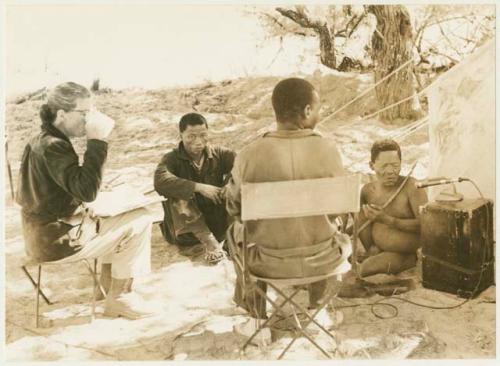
[154,113,236,264]
[225,78,349,338]
[16,82,154,319]
[357,139,428,277]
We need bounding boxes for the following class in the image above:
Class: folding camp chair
[237,174,361,359]
[21,258,107,328]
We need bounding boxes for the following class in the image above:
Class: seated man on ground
[154,113,236,264]
[357,139,428,277]
[17,82,155,319]
[225,78,349,340]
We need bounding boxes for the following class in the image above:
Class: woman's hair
[40,82,91,125]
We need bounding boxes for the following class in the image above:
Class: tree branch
[430,48,460,64]
[275,6,336,69]
[425,14,475,29]
[276,7,323,30]
[437,22,463,57]
[259,11,309,37]
[348,13,367,37]
[261,11,286,30]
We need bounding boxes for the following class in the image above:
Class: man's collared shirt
[154,142,235,242]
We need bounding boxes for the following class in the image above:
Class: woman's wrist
[383,214,396,226]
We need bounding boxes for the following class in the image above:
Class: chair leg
[83,259,104,321]
[274,284,338,359]
[82,259,107,299]
[21,265,51,305]
[92,259,97,320]
[35,265,41,328]
[249,285,332,359]
[352,213,359,278]
[272,284,336,341]
[242,287,300,351]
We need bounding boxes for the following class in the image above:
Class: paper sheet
[86,184,164,217]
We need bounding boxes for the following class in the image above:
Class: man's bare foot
[337,281,373,298]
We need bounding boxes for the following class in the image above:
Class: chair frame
[21,258,107,328]
[237,175,360,359]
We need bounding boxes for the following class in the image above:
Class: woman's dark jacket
[16,122,107,262]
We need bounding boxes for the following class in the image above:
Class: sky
[5,3,320,96]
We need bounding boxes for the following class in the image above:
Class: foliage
[250,4,495,72]
[409,4,495,70]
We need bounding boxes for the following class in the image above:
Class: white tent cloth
[426,39,495,202]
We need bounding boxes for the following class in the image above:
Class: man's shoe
[103,293,155,320]
[234,318,271,346]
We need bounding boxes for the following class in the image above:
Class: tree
[368,5,420,121]
[254,5,372,71]
[91,78,100,92]
[275,6,337,69]
[256,5,419,121]
[253,4,494,121]
[411,5,495,72]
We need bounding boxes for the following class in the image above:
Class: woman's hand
[362,204,393,225]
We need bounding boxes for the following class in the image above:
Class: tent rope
[318,58,415,126]
[317,20,472,128]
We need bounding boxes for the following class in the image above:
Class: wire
[337,178,492,320]
[462,178,485,199]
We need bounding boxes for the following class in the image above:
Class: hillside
[5,73,428,193]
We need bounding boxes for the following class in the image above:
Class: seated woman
[17,82,155,319]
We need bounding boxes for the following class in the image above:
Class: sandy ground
[4,76,496,361]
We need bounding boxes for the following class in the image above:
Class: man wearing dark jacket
[154,113,236,264]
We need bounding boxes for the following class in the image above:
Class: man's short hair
[371,139,402,163]
[179,113,208,133]
[272,78,316,123]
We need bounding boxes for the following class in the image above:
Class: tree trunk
[317,24,336,68]
[369,5,420,122]
[91,78,100,92]
[276,7,336,69]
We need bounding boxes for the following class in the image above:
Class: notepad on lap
[86,184,164,217]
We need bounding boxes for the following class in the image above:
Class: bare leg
[308,280,328,308]
[226,222,267,319]
[359,252,416,277]
[188,218,225,264]
[357,210,375,253]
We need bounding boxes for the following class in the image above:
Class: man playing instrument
[357,139,428,277]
